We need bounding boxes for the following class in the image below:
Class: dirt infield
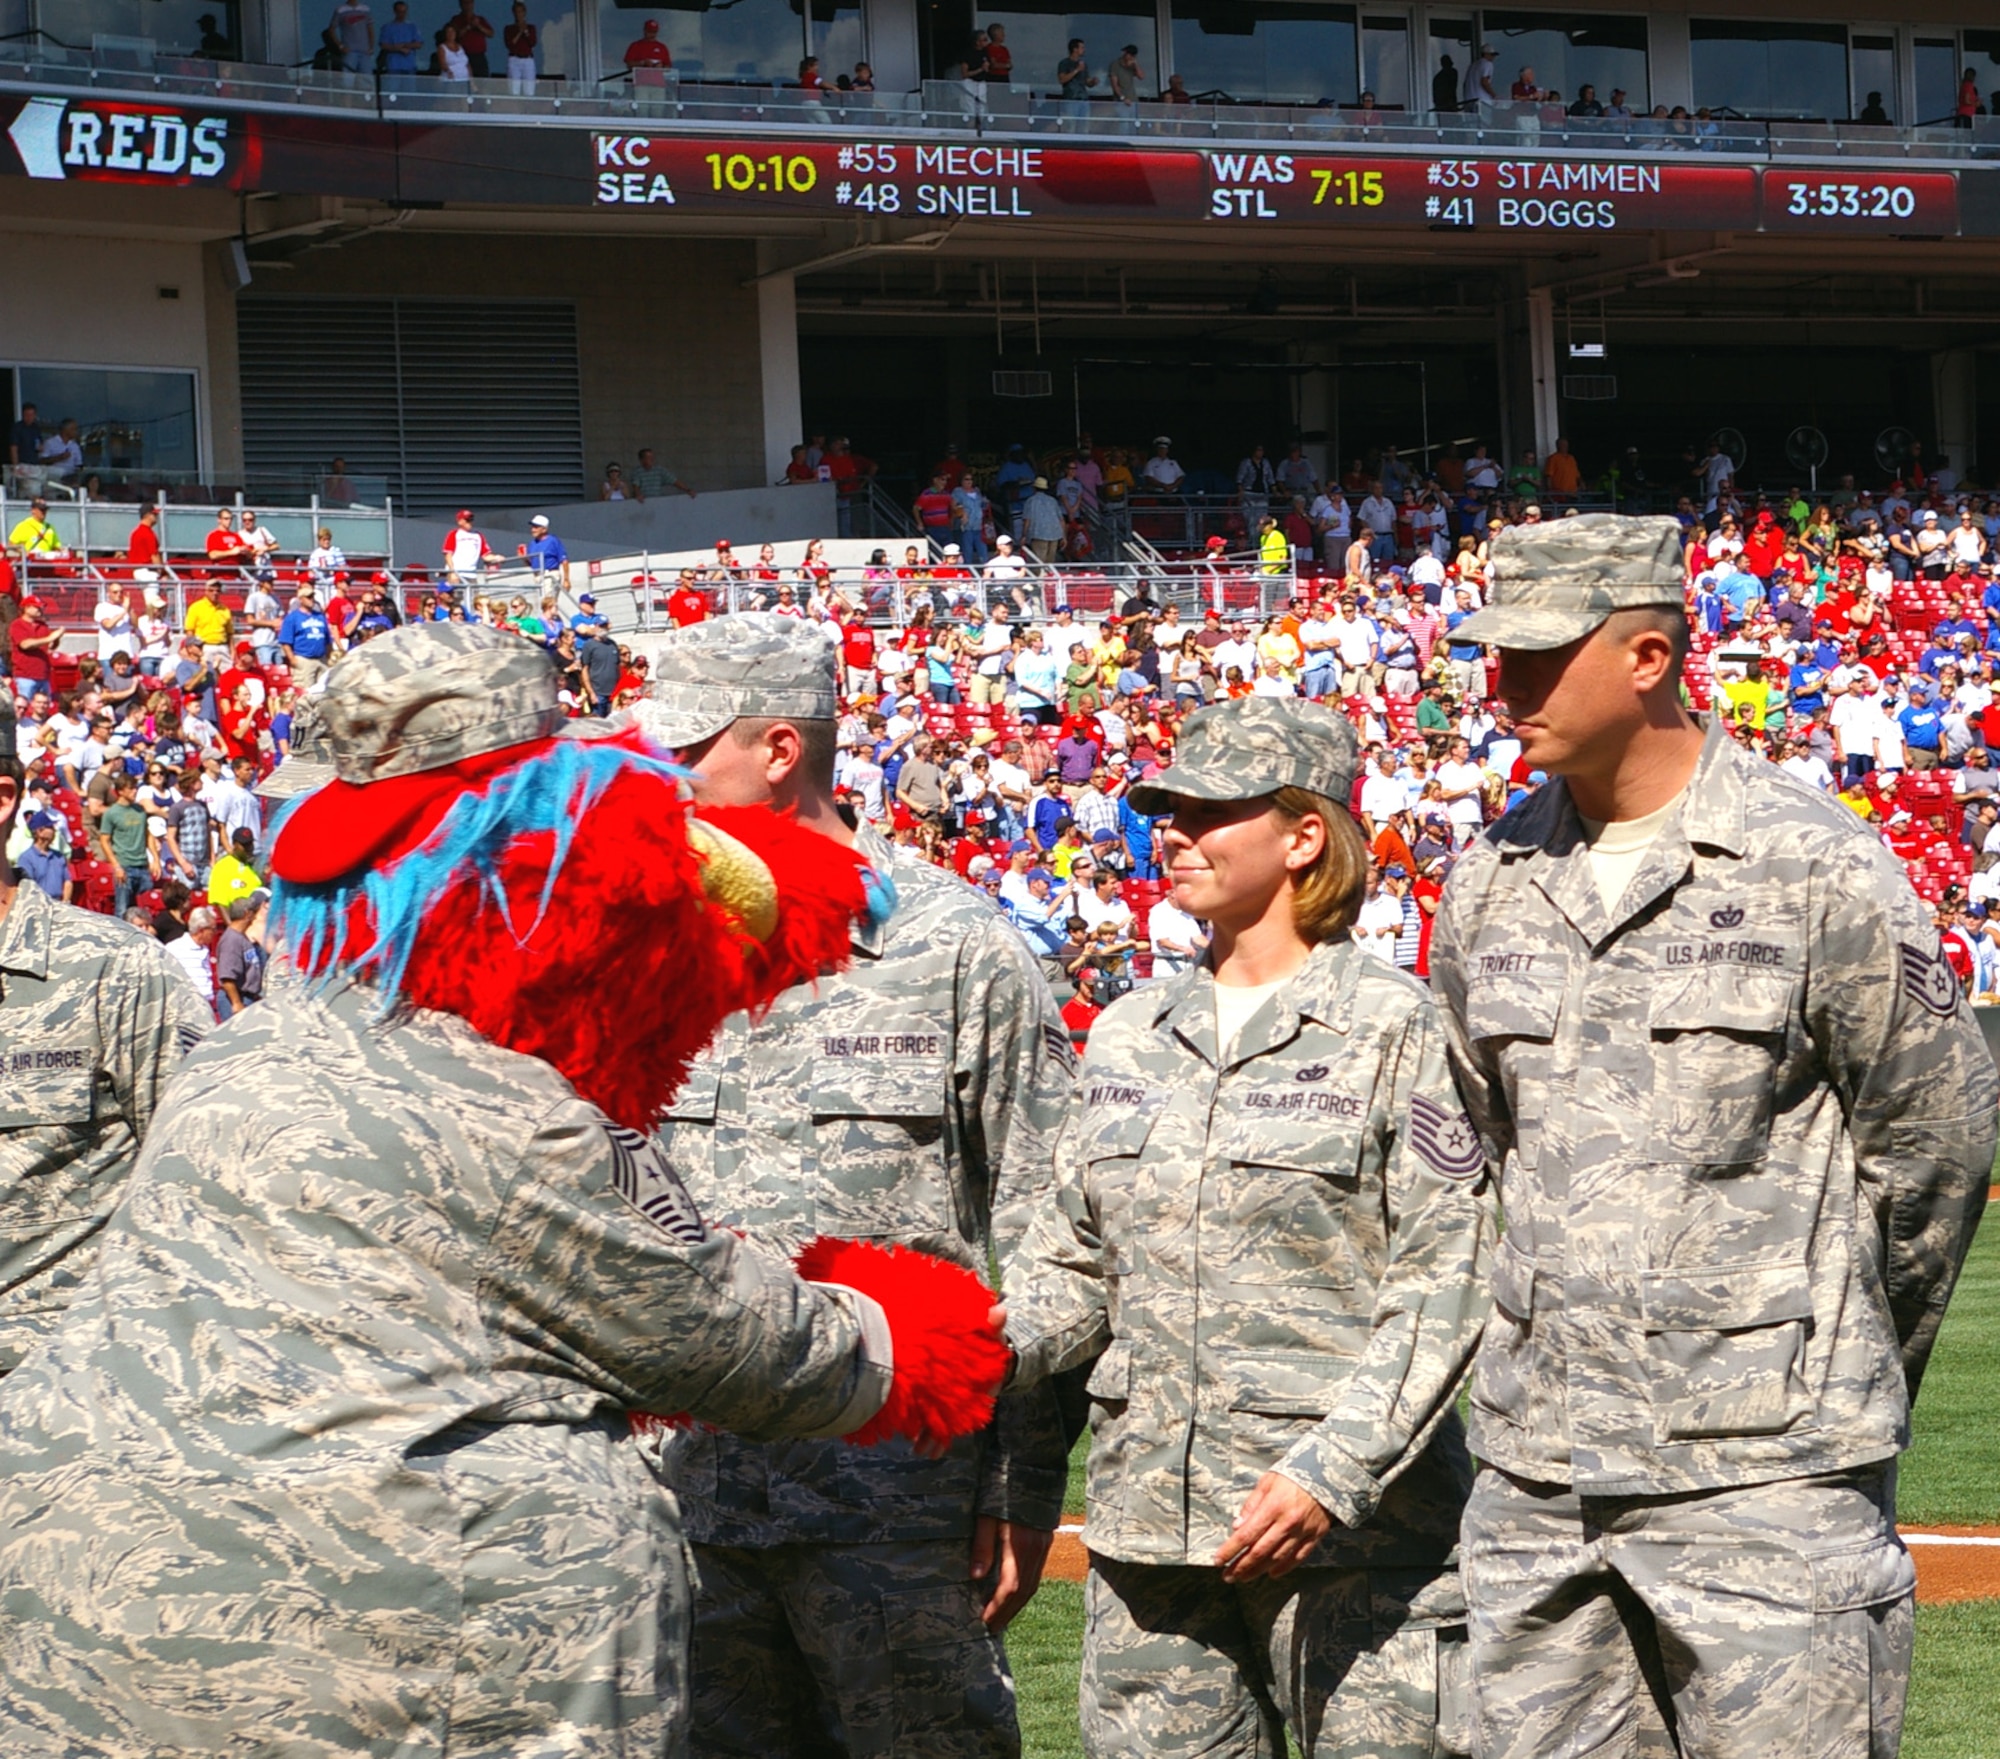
[1041,1527,2000,1601]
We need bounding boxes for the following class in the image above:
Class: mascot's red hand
[632,1238,1008,1445]
[793,1237,1012,1452]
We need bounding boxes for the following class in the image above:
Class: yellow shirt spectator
[207,851,262,909]
[184,597,234,648]
[1259,523,1290,575]
[7,513,61,554]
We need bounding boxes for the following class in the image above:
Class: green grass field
[1011,1206,2000,1759]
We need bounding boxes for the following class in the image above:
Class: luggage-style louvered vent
[238,296,586,513]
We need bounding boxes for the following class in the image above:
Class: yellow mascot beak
[687,818,779,943]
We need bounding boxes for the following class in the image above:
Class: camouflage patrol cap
[1448,513,1685,651]
[638,613,839,750]
[1128,696,1358,815]
[253,693,336,803]
[316,623,566,786]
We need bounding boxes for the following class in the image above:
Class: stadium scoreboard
[593,133,1962,234]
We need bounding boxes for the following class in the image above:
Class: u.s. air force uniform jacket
[1430,712,1998,1497]
[1003,936,1495,1574]
[655,827,1075,1546]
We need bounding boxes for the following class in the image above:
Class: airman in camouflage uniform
[0,696,206,1379]
[1002,698,1495,1758]
[641,616,1074,1759]
[1432,515,1998,1759]
[0,624,909,1757]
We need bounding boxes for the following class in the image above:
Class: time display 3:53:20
[1782,180,1918,219]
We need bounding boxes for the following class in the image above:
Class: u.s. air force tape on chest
[1409,1093,1485,1182]
[601,1118,708,1245]
[1899,940,1962,1019]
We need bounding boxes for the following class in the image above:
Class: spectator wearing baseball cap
[442,509,493,586]
[525,515,569,592]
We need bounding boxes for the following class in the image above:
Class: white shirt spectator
[1144,897,1207,973]
[1077,888,1135,936]
[93,594,137,664]
[242,585,281,655]
[1353,890,1404,961]
[1211,636,1258,681]
[1359,493,1397,537]
[165,932,214,1005]
[207,773,261,846]
[973,618,1014,677]
[1309,493,1350,542]
[1781,752,1836,792]
[1142,450,1185,489]
[1409,552,1446,594]
[1436,756,1488,829]
[1358,770,1406,828]
[1328,613,1379,668]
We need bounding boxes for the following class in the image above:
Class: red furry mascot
[264,622,1007,1453]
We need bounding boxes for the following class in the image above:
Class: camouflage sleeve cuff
[974,1462,1067,1530]
[795,1284,895,1440]
[1274,1436,1382,1530]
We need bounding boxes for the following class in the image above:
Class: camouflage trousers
[687,1537,1018,1758]
[1082,1556,1472,1759]
[1461,1466,1915,1759]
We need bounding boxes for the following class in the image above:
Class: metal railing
[1,490,392,569]
[555,553,1303,637]
[9,36,2000,166]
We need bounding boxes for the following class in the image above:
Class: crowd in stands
[12,423,2000,1035]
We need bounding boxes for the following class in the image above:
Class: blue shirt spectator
[378,3,422,72]
[527,530,569,579]
[1717,568,1761,626]
[278,602,332,660]
[1900,695,1945,753]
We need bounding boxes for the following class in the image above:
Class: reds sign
[7,95,230,183]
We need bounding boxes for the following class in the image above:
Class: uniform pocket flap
[1490,1236,1536,1321]
[1641,1261,1814,1333]
[1809,1539,1916,1613]
[660,1060,719,1124]
[1078,1097,1159,1164]
[1084,1340,1131,1401]
[0,1071,95,1143]
[880,1581,986,1651]
[812,1047,947,1120]
[1647,967,1795,1036]
[1225,1121,1364,1179]
[1226,1350,1346,1418]
[1463,973,1563,1043]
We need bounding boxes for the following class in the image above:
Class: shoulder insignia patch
[1899,940,1961,1019]
[1041,1019,1079,1072]
[603,1121,709,1246]
[1409,1093,1485,1182]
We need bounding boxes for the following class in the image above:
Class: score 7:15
[1311,168,1386,206]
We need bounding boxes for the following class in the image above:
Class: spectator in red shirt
[980,21,1011,82]
[823,437,873,539]
[1742,510,1785,580]
[127,506,162,569]
[914,471,955,544]
[8,598,57,697]
[1059,963,1102,1040]
[839,614,877,696]
[624,18,671,69]
[444,0,495,76]
[204,508,255,569]
[665,571,708,626]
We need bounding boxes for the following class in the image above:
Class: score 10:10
[705,151,821,194]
